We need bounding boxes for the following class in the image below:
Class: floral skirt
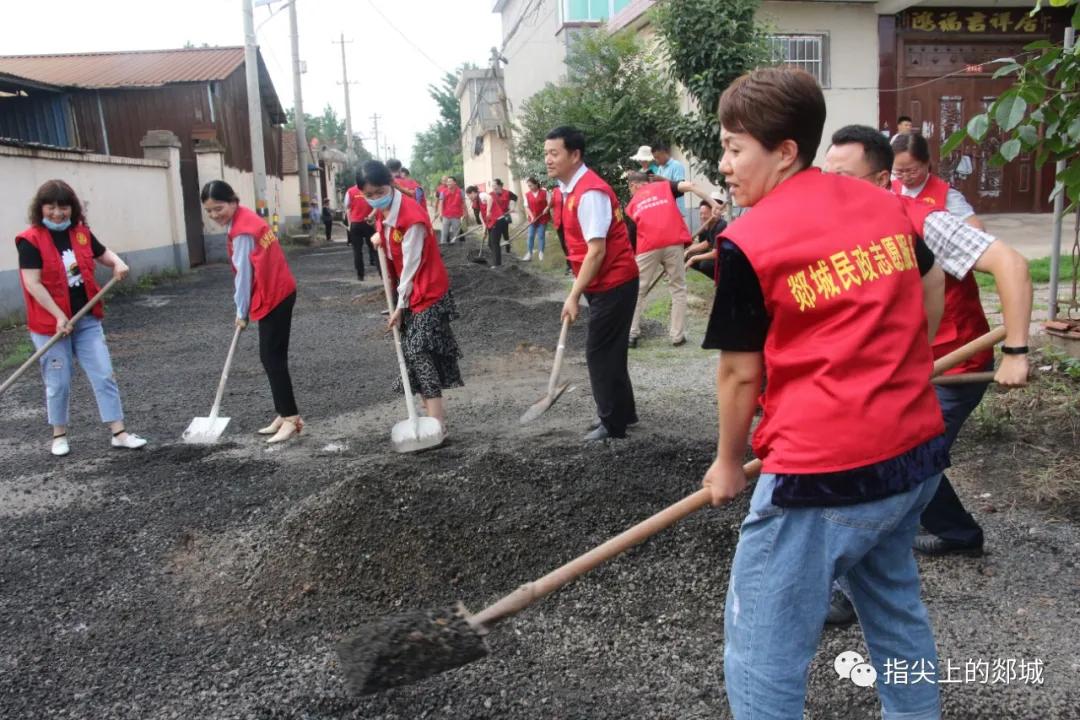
[396,292,464,399]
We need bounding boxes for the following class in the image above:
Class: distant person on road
[345,174,376,280]
[893,114,914,139]
[522,177,549,262]
[360,160,463,433]
[484,178,517,266]
[439,176,466,245]
[649,140,685,182]
[629,145,655,176]
[201,180,302,444]
[15,179,148,456]
[320,199,334,243]
[465,185,483,227]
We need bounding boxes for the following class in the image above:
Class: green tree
[285,104,372,194]
[941,0,1080,209]
[513,30,679,201]
[651,0,771,183]
[410,66,473,196]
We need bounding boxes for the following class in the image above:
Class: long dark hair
[29,179,84,226]
[200,180,240,203]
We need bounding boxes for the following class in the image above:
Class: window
[768,33,830,88]
[563,0,631,22]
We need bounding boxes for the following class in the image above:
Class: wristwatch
[1001,345,1029,355]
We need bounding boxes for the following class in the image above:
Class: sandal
[267,416,304,444]
[257,416,285,435]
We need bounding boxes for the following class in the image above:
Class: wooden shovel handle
[931,326,1006,378]
[471,458,763,628]
[932,371,997,386]
[545,318,570,396]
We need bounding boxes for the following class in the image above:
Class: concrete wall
[499,0,568,121]
[0,142,188,319]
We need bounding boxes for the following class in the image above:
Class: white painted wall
[498,0,568,122]
[1,147,180,273]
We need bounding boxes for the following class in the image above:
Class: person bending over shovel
[702,68,952,719]
[546,126,639,442]
[15,180,147,456]
[360,160,463,434]
[201,181,302,444]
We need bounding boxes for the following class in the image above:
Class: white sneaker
[521,252,532,261]
[51,435,70,457]
[111,432,148,450]
[538,251,544,261]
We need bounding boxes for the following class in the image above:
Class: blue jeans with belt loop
[724,473,943,720]
[30,316,124,427]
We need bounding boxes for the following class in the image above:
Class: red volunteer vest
[346,186,373,223]
[625,181,692,254]
[890,177,991,374]
[526,189,550,225]
[485,189,512,229]
[550,188,563,230]
[227,206,297,321]
[441,188,465,219]
[376,192,450,313]
[17,224,104,334]
[723,169,944,474]
[559,168,638,293]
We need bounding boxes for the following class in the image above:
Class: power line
[364,0,453,77]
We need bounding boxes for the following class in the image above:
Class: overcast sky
[3,0,502,164]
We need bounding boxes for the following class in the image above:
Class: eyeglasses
[892,166,924,178]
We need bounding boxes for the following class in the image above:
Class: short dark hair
[652,140,671,153]
[626,171,650,183]
[526,176,539,186]
[358,160,394,189]
[401,168,410,176]
[447,176,458,184]
[493,178,503,187]
[897,115,913,124]
[465,185,478,194]
[719,67,825,170]
[545,125,586,161]
[200,180,239,204]
[831,124,894,175]
[29,179,85,226]
[386,158,403,172]
[890,132,930,164]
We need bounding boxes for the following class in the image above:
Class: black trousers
[920,374,990,546]
[585,277,639,437]
[258,291,299,417]
[488,218,510,266]
[324,221,333,242]
[348,222,375,279]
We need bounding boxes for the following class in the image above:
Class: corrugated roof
[281,133,317,175]
[0,47,246,89]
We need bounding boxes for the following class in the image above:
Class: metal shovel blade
[519,382,570,425]
[391,416,445,453]
[181,416,231,444]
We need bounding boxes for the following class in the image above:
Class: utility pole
[370,113,382,160]
[242,0,268,217]
[333,34,356,160]
[288,0,311,231]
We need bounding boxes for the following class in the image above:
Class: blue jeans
[725,473,942,720]
[527,222,546,253]
[30,316,124,427]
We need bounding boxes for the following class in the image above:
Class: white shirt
[380,189,426,310]
[557,163,611,241]
[901,178,976,221]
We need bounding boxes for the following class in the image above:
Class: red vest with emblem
[550,188,563,230]
[395,177,428,216]
[559,168,638,293]
[17,224,103,334]
[441,187,465,218]
[227,206,297,321]
[377,192,450,313]
[625,180,692,254]
[346,186,373,223]
[485,189,512,229]
[890,178,991,374]
[526,189,550,225]
[723,169,944,474]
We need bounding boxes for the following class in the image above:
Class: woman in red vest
[891,131,996,557]
[484,178,517,267]
[704,68,948,718]
[359,161,462,431]
[16,180,148,456]
[522,177,549,262]
[200,181,302,443]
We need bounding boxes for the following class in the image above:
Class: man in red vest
[386,159,428,216]
[625,173,719,347]
[345,173,376,280]
[484,178,517,266]
[438,176,466,245]
[545,125,639,442]
[703,68,952,718]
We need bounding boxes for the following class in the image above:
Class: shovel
[337,457,765,695]
[0,277,120,396]
[376,243,444,453]
[182,323,243,444]
[519,317,571,424]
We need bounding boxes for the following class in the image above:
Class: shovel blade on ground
[391,416,444,453]
[518,382,570,425]
[181,416,230,444]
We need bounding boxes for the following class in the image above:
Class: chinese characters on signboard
[902,9,1048,34]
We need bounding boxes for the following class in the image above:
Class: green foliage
[285,104,373,195]
[0,338,32,370]
[941,1,1080,209]
[513,30,679,201]
[976,254,1077,290]
[410,67,473,198]
[651,0,771,183]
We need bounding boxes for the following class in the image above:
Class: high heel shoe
[257,416,284,435]
[266,416,303,444]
